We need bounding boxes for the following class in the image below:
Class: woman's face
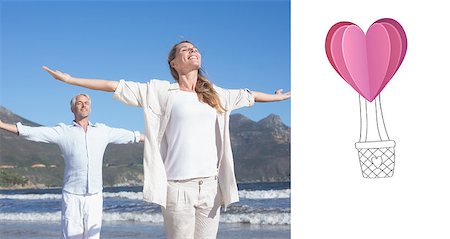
[171,42,202,73]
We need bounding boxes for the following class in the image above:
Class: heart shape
[325,18,407,102]
[371,156,383,168]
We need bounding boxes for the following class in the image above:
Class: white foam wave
[102,212,164,223]
[221,212,290,225]
[103,191,143,200]
[238,189,290,199]
[0,212,289,225]
[0,192,142,200]
[1,189,290,201]
[0,212,163,223]
[0,194,61,200]
[0,212,60,221]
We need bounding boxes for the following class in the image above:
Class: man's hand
[0,119,19,134]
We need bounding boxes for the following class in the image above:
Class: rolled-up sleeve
[133,131,141,143]
[113,80,147,107]
[216,87,255,111]
[16,122,62,144]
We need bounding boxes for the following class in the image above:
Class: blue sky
[0,0,290,131]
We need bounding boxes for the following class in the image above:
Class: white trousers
[162,176,222,239]
[61,191,103,239]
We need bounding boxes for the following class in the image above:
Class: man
[0,93,144,239]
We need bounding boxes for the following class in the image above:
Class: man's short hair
[70,94,91,109]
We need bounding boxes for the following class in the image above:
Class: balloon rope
[359,95,368,142]
[375,94,390,141]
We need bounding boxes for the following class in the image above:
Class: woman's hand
[42,66,118,92]
[274,89,291,101]
[42,66,72,83]
[253,89,291,102]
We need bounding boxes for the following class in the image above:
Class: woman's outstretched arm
[252,89,291,102]
[42,66,119,92]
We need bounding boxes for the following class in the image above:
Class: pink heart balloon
[325,22,364,96]
[325,18,407,102]
[375,18,407,96]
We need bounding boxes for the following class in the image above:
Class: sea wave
[0,189,290,201]
[0,194,61,200]
[221,212,290,225]
[103,191,142,200]
[0,211,290,225]
[0,212,60,222]
[103,212,164,223]
[238,189,290,199]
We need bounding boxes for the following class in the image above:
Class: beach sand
[0,221,290,239]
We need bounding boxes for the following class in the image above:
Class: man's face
[71,95,91,120]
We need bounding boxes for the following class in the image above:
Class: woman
[43,40,290,239]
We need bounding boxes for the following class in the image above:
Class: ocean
[0,182,290,239]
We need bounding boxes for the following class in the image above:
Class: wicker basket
[356,95,396,178]
[355,140,395,178]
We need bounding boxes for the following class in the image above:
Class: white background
[293,0,450,238]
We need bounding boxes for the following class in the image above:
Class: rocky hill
[0,106,290,188]
[230,113,290,182]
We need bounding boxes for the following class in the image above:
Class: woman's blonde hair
[168,40,225,113]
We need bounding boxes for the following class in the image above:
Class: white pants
[162,176,222,239]
[61,191,103,239]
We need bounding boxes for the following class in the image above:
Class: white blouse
[164,91,218,180]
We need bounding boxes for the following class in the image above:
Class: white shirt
[164,91,218,180]
[113,79,255,208]
[17,121,140,195]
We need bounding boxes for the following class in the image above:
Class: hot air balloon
[325,18,407,178]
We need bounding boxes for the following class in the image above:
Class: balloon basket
[357,95,396,178]
[355,140,395,178]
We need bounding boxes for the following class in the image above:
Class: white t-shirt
[164,91,219,180]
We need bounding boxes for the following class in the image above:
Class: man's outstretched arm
[0,120,18,135]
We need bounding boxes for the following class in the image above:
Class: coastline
[0,180,291,191]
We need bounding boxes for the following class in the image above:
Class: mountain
[230,113,290,182]
[0,106,290,188]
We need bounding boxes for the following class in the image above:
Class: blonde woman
[43,40,290,239]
